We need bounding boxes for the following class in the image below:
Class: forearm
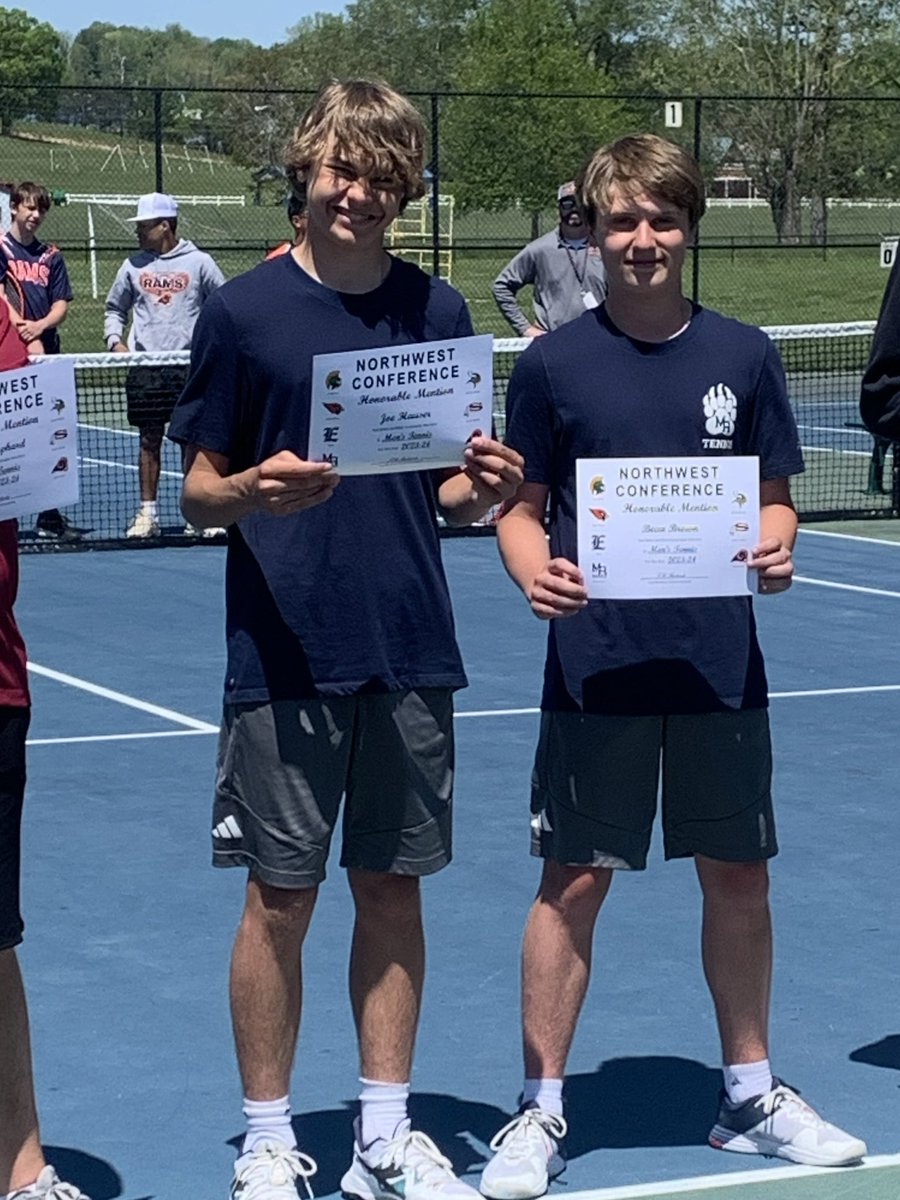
[759,500,797,550]
[182,462,262,528]
[491,273,531,336]
[497,508,550,598]
[38,301,67,334]
[436,469,497,527]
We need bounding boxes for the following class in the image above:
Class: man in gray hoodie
[104,192,225,538]
[492,181,607,338]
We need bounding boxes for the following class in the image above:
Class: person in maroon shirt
[0,285,89,1200]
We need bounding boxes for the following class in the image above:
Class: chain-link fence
[2,86,898,351]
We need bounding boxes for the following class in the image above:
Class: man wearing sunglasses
[492,181,607,338]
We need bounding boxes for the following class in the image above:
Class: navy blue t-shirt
[506,304,804,715]
[0,233,72,355]
[168,253,473,703]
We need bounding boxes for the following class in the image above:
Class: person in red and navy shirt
[0,299,90,1200]
[1,182,72,357]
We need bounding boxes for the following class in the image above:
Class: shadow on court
[850,1035,900,1075]
[42,1148,124,1200]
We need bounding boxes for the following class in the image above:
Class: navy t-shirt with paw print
[504,304,805,715]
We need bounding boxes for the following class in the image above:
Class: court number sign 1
[664,101,683,128]
[881,239,899,269]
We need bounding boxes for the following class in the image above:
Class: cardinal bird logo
[323,402,344,415]
[589,508,608,521]
[325,370,342,390]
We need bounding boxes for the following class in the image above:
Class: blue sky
[23,0,348,48]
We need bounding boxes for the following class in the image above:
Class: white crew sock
[241,1094,296,1154]
[140,500,158,519]
[359,1077,410,1148]
[724,1059,773,1105]
[522,1077,564,1116]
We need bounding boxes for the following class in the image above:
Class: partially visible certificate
[307,334,493,475]
[576,456,760,599]
[0,358,79,521]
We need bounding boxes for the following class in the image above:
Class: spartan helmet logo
[702,384,737,437]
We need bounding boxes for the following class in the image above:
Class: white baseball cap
[126,192,178,222]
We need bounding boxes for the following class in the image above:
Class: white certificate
[307,334,493,475]
[0,359,79,521]
[576,456,760,599]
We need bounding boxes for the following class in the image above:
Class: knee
[349,870,421,925]
[698,857,769,908]
[242,876,318,939]
[538,862,611,923]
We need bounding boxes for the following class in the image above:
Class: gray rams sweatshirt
[103,239,225,351]
[492,231,608,336]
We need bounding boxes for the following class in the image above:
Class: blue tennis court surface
[15,528,900,1200]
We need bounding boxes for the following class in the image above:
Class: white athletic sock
[241,1094,296,1154]
[724,1059,773,1105]
[359,1077,410,1149]
[522,1077,564,1116]
[140,500,158,519]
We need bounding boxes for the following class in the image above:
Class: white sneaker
[184,523,226,538]
[480,1108,566,1199]
[125,509,160,538]
[341,1118,479,1200]
[709,1079,867,1166]
[231,1139,318,1200]
[9,1165,90,1200]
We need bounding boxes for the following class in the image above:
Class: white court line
[796,424,870,435]
[800,445,869,457]
[27,729,213,746]
[81,455,182,478]
[26,662,218,732]
[563,1152,900,1199]
[794,574,900,599]
[80,422,139,437]
[800,528,900,548]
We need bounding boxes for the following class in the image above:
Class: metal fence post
[430,92,441,277]
[692,96,702,304]
[154,91,164,192]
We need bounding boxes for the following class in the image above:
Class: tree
[0,8,66,135]
[441,0,628,224]
[629,1,900,243]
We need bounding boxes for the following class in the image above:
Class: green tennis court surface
[567,1155,900,1199]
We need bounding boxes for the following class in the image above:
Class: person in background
[264,193,307,260]
[1,182,81,543]
[104,192,224,539]
[491,181,607,338]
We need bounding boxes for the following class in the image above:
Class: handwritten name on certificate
[0,358,78,521]
[576,456,760,600]
[307,334,493,475]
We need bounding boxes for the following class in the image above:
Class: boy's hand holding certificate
[307,334,493,475]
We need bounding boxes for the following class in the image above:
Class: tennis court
[15,525,900,1200]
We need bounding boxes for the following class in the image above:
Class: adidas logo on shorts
[212,815,242,840]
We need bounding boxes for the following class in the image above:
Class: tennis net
[19,321,885,550]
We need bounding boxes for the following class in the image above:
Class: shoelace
[378,1128,458,1187]
[489,1110,568,1158]
[759,1086,825,1130]
[235,1144,318,1200]
[9,1177,85,1200]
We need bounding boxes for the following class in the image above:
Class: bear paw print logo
[702,383,737,437]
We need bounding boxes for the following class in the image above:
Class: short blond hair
[284,79,426,210]
[578,134,706,230]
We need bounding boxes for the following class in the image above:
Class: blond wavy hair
[284,80,426,211]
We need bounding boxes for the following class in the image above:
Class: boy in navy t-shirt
[479,135,865,1200]
[168,79,523,1200]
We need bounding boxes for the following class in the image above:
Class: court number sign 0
[664,101,683,128]
[880,239,899,269]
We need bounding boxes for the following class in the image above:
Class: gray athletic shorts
[530,708,776,870]
[212,689,455,888]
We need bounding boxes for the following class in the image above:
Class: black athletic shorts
[530,708,776,870]
[0,707,30,951]
[125,365,189,429]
